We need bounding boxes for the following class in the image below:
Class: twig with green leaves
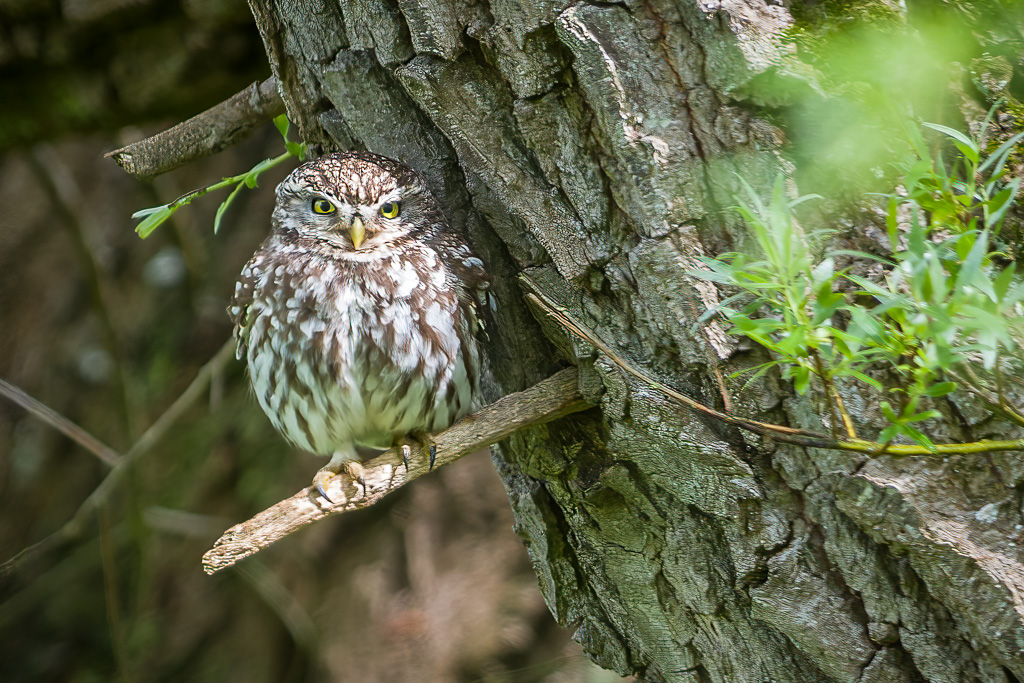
[689,118,1024,454]
[523,284,1024,459]
[132,115,305,238]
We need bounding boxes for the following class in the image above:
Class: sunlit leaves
[693,118,1023,448]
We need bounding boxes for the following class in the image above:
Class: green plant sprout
[693,119,1024,452]
[132,115,306,239]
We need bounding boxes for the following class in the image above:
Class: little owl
[228,152,489,500]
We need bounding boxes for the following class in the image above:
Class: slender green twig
[134,150,294,238]
[832,388,857,440]
[523,286,837,446]
[524,283,1024,459]
[812,353,840,441]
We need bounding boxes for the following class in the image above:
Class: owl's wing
[445,240,491,341]
[227,253,264,360]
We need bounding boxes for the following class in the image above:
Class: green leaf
[791,365,811,394]
[686,264,739,285]
[730,314,760,333]
[985,178,1020,230]
[877,425,901,445]
[952,231,976,261]
[811,257,835,287]
[812,288,845,325]
[992,262,1016,300]
[214,181,248,235]
[135,205,175,239]
[954,230,994,300]
[845,369,885,391]
[923,122,979,164]
[828,249,894,266]
[904,408,939,428]
[879,401,900,423]
[132,205,167,219]
[696,292,749,321]
[273,114,290,140]
[900,424,937,451]
[921,382,956,398]
[733,361,782,390]
[901,159,933,196]
[978,131,1024,175]
[905,121,932,164]
[775,327,808,356]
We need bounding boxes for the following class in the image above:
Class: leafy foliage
[693,120,1024,448]
[133,115,305,238]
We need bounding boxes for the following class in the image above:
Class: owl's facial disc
[304,193,412,253]
[301,196,391,251]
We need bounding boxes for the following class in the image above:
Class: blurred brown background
[0,1,628,681]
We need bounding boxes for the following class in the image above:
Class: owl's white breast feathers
[239,235,478,457]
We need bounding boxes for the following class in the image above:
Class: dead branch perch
[203,368,591,575]
[106,77,285,179]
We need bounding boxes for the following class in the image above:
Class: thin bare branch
[202,368,591,575]
[236,561,320,654]
[0,378,120,466]
[106,77,285,179]
[1,340,235,595]
[947,367,1024,429]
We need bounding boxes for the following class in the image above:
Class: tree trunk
[246,1,1024,680]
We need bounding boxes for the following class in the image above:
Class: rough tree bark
[243,1,1024,681]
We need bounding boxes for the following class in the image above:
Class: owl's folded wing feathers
[442,237,491,340]
[227,253,265,360]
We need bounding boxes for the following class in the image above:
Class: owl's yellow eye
[379,201,401,219]
[312,198,335,215]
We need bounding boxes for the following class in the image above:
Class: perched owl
[228,152,489,500]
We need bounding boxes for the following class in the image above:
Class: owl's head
[272,152,441,254]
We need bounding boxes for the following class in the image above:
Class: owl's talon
[313,468,339,504]
[312,458,367,504]
[344,460,369,497]
[406,431,439,471]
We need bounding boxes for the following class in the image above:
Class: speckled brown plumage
[229,152,488,498]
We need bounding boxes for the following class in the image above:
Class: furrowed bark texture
[246,1,1024,681]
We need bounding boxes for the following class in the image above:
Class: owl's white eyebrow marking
[378,189,403,204]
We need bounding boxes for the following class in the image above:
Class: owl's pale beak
[349,216,366,249]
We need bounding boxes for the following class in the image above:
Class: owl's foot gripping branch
[201,368,591,575]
